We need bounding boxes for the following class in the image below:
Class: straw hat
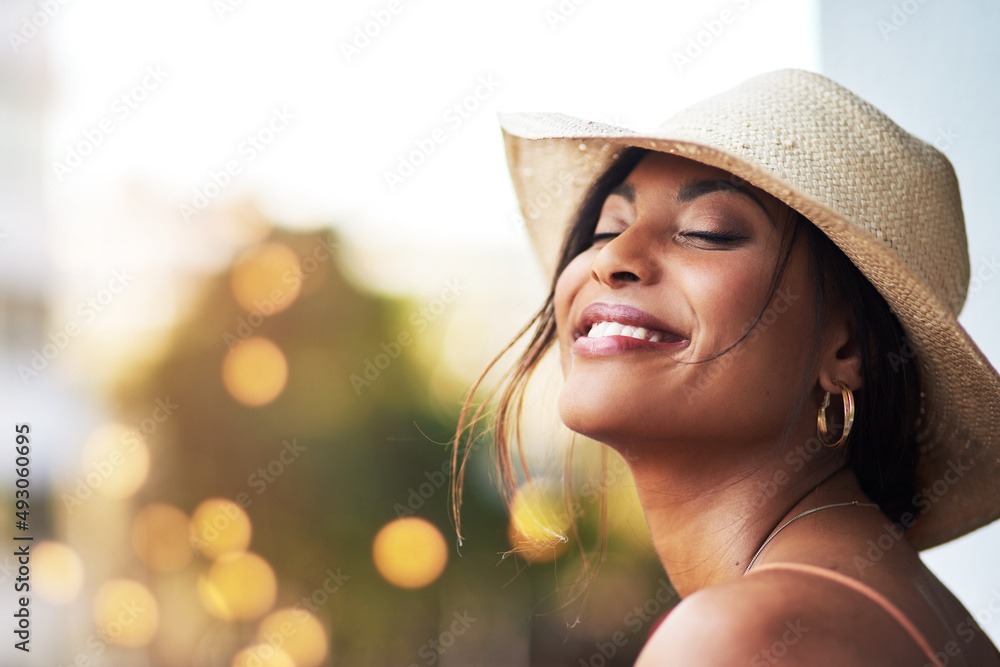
[499,68,1000,550]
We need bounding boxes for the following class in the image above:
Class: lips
[573,302,689,355]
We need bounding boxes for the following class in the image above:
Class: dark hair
[802,219,920,522]
[452,146,920,548]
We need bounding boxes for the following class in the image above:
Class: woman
[453,70,1000,665]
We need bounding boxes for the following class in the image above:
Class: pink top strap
[749,562,943,667]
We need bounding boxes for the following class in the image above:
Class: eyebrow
[676,179,770,217]
[609,182,635,203]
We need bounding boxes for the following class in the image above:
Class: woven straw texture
[500,69,999,550]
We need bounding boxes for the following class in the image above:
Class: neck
[620,434,850,598]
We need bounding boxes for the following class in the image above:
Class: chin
[557,378,641,446]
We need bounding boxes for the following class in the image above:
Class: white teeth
[587,321,608,337]
[585,321,669,343]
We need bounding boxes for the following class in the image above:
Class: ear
[817,306,863,394]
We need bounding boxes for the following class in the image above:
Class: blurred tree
[112,222,668,666]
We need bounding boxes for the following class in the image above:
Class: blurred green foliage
[113,225,669,666]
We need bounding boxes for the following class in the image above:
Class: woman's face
[553,152,820,456]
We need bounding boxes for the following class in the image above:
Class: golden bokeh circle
[231,644,296,667]
[190,498,252,560]
[222,337,289,407]
[258,608,329,667]
[372,518,448,589]
[93,579,159,647]
[33,541,85,605]
[509,482,571,542]
[197,552,277,621]
[230,242,302,314]
[79,422,150,499]
[132,503,194,573]
[506,521,569,563]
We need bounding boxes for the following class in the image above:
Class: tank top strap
[748,562,943,667]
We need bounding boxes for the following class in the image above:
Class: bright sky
[40,0,819,293]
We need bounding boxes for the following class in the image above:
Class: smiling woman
[452,69,1000,665]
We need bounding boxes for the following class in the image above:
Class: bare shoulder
[635,569,930,667]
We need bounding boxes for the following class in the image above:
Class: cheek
[698,253,816,393]
[685,256,774,347]
[553,255,591,373]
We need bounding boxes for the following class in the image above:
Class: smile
[586,321,677,343]
[573,304,690,356]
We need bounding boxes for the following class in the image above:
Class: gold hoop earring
[817,379,855,449]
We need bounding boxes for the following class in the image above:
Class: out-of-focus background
[0,0,997,665]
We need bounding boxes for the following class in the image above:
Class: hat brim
[501,111,1000,550]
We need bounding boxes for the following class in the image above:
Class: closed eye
[591,232,620,245]
[681,230,749,246]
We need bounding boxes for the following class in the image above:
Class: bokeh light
[231,644,296,667]
[93,579,159,648]
[230,242,302,314]
[372,518,448,589]
[190,498,252,560]
[197,552,277,621]
[222,337,289,407]
[509,481,572,557]
[33,541,85,605]
[132,503,194,573]
[79,422,150,499]
[258,608,329,667]
[507,521,569,564]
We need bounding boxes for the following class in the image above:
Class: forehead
[618,151,788,221]
[627,151,737,184]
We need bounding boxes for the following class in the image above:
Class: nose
[589,227,660,288]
